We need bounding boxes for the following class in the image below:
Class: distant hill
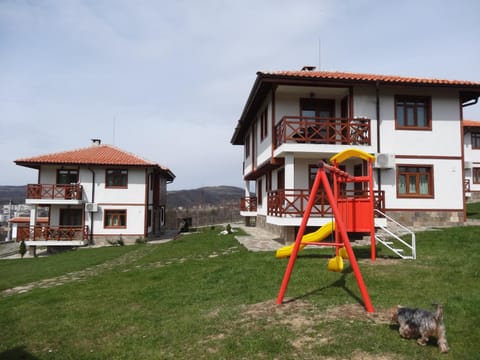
[0,186,27,204]
[167,186,244,208]
[0,185,245,208]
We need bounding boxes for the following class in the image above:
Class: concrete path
[234,225,284,252]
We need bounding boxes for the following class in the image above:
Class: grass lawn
[0,225,479,359]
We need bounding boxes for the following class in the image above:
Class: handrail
[16,225,89,241]
[374,209,416,259]
[240,197,257,212]
[26,184,83,200]
[274,116,371,148]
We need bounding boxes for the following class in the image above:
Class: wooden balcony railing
[240,197,257,212]
[267,189,385,217]
[16,225,89,242]
[274,116,371,148]
[26,184,83,200]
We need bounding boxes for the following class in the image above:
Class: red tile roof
[9,217,48,224]
[15,144,174,180]
[463,120,480,127]
[260,70,480,87]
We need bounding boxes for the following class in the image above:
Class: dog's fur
[390,303,449,353]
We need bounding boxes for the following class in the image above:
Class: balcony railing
[240,197,257,212]
[26,184,83,200]
[16,225,89,242]
[267,189,385,218]
[274,116,371,148]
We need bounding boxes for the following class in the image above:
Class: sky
[1,0,480,190]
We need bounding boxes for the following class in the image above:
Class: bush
[19,241,26,258]
[135,237,147,244]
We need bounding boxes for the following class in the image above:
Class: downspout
[88,167,95,245]
[144,169,149,239]
[375,81,382,195]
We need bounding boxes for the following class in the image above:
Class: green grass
[0,226,479,359]
[466,201,480,219]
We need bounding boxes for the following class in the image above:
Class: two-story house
[14,139,175,246]
[231,68,480,242]
[463,119,480,201]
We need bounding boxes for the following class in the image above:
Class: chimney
[91,139,102,146]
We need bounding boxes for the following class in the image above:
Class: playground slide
[275,221,335,259]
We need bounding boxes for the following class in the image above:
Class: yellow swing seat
[327,255,344,272]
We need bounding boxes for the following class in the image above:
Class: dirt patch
[237,300,393,353]
[358,258,402,265]
[242,300,392,325]
[322,303,392,324]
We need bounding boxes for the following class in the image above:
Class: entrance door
[300,99,335,143]
[60,209,83,226]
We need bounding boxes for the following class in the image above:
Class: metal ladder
[374,209,416,259]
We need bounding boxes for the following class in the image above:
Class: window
[257,179,263,206]
[472,133,480,149]
[473,168,480,184]
[277,168,285,190]
[245,133,250,158]
[57,169,78,184]
[397,165,433,197]
[395,96,431,129]
[106,169,128,187]
[104,210,127,228]
[260,108,268,141]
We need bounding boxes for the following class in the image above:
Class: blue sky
[1,0,480,190]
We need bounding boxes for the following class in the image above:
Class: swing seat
[328,255,344,272]
[339,247,349,260]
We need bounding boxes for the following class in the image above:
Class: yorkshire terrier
[390,303,449,353]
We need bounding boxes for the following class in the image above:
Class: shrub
[135,237,147,244]
[19,241,26,258]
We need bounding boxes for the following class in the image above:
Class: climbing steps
[374,209,416,259]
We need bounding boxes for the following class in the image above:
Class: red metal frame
[276,156,375,313]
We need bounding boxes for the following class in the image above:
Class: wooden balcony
[16,225,89,242]
[267,189,385,218]
[26,184,83,201]
[274,116,371,148]
[240,197,257,212]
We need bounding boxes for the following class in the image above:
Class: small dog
[391,303,449,353]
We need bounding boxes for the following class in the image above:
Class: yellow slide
[275,221,335,259]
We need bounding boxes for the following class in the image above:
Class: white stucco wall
[376,158,463,209]
[240,81,466,216]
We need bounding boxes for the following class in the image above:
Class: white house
[14,140,175,246]
[231,68,480,242]
[463,119,480,200]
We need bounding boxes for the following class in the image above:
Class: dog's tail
[433,303,443,321]
[433,303,449,353]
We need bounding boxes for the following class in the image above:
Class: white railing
[374,209,416,259]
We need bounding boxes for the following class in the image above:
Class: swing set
[275,148,376,313]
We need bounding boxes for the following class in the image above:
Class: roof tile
[463,120,480,127]
[15,144,157,166]
[261,70,480,87]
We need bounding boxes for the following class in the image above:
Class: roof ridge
[100,143,158,166]
[16,143,158,167]
[259,69,480,86]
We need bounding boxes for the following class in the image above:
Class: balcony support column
[244,181,251,198]
[284,153,294,189]
[28,205,37,241]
